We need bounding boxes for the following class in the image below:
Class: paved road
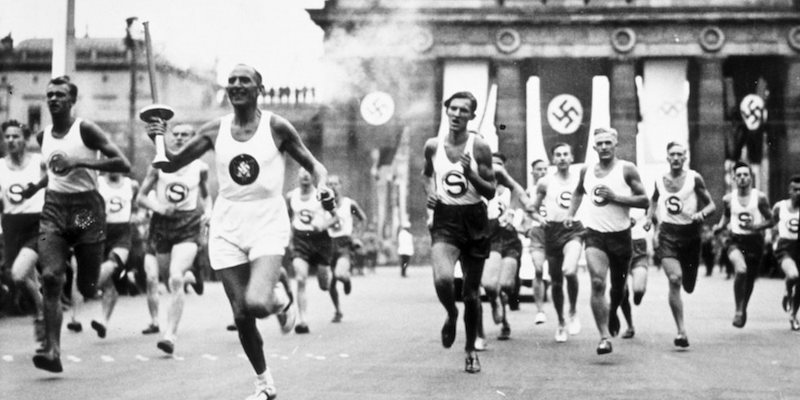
[1,265,798,400]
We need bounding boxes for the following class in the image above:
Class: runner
[770,175,800,330]
[422,91,495,373]
[713,161,772,328]
[565,127,648,355]
[145,64,328,399]
[528,159,550,326]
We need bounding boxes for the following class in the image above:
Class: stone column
[692,57,727,209]
[610,59,637,162]
[781,58,800,188]
[495,61,527,183]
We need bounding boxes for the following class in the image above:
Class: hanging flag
[526,76,548,189]
[478,84,499,152]
[585,76,611,166]
[438,61,490,139]
[638,60,690,166]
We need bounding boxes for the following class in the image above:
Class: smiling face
[445,97,475,134]
[46,83,75,117]
[225,65,263,107]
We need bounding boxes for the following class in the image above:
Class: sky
[0,0,326,87]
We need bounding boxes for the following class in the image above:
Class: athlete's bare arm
[495,164,533,209]
[530,177,549,224]
[644,183,660,231]
[198,165,213,220]
[136,166,173,216]
[605,162,648,209]
[713,194,732,234]
[272,114,328,190]
[466,136,495,200]
[752,192,774,231]
[20,157,47,199]
[422,138,438,208]
[693,173,716,222]
[565,165,588,225]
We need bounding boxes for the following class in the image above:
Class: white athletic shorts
[209,195,290,270]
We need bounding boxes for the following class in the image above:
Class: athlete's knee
[77,279,98,299]
[10,266,28,283]
[590,276,605,293]
[462,289,481,304]
[168,273,184,289]
[40,269,66,295]
[433,274,454,290]
[667,273,682,287]
[535,270,544,280]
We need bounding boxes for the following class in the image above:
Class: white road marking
[135,355,149,362]
[305,353,315,358]
[173,355,185,361]
[291,346,299,355]
[315,355,326,360]
[202,354,218,361]
[339,354,349,358]
[280,356,289,360]
[2,355,13,362]
[496,390,506,397]
[237,353,247,359]
[66,355,81,363]
[100,355,114,362]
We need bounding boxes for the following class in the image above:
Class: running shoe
[490,295,503,325]
[596,338,613,355]
[332,312,343,323]
[790,318,800,331]
[157,339,175,355]
[342,276,352,295]
[32,353,63,373]
[534,311,547,325]
[276,300,296,335]
[464,352,481,373]
[732,311,747,328]
[191,268,204,296]
[568,314,581,335]
[246,380,277,400]
[474,337,487,351]
[142,324,160,335]
[227,323,238,331]
[782,293,791,313]
[554,326,568,343]
[608,313,620,337]
[67,320,82,333]
[674,334,690,348]
[497,323,511,341]
[621,328,635,339]
[90,320,107,339]
[294,323,310,334]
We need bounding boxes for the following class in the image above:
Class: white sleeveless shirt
[433,133,482,206]
[288,187,324,232]
[0,153,45,214]
[581,160,632,232]
[487,186,511,221]
[41,118,99,193]
[729,189,763,236]
[98,175,133,224]
[775,199,798,240]
[328,196,354,238]
[655,170,699,225]
[215,112,284,202]
[155,160,204,212]
[543,172,579,223]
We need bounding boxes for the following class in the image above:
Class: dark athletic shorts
[330,236,353,267]
[774,238,798,263]
[727,233,764,268]
[105,222,132,255]
[584,228,632,271]
[527,225,545,251]
[630,238,648,268]
[489,219,522,260]
[429,202,490,259]
[1,213,40,270]
[147,209,203,254]
[544,222,585,256]
[657,222,701,271]
[292,229,332,267]
[40,190,106,245]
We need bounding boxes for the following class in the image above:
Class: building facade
[310,0,800,259]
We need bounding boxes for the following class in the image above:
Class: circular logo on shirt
[108,196,124,213]
[591,185,610,206]
[665,196,683,215]
[737,212,753,230]
[229,154,259,186]
[48,151,69,176]
[787,218,799,234]
[166,182,189,203]
[558,191,572,209]
[7,184,26,205]
[442,171,468,198]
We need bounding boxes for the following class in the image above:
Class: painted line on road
[339,353,349,358]
[496,390,506,397]
[173,355,185,361]
[314,355,326,360]
[202,354,218,361]
[100,355,114,363]
[2,355,13,362]
[66,355,81,363]
[135,354,149,362]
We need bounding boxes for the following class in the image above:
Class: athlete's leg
[11,248,42,319]
[329,256,342,320]
[164,242,199,342]
[779,256,799,326]
[461,254,485,358]
[431,241,460,348]
[728,248,749,326]
[93,247,129,336]
[531,247,547,318]
[630,259,648,305]
[35,233,69,367]
[481,251,503,324]
[292,257,310,328]
[218,263,266,374]
[548,254,566,327]
[562,239,582,316]
[662,257,688,340]
[619,282,634,337]
[585,247,611,338]
[143,253,161,331]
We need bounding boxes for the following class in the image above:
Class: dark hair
[550,142,572,156]
[492,152,507,162]
[666,141,686,152]
[443,91,478,114]
[48,75,78,99]
[1,119,31,139]
[732,161,752,175]
[531,159,546,168]
[789,174,800,184]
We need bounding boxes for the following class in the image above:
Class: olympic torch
[138,21,173,168]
